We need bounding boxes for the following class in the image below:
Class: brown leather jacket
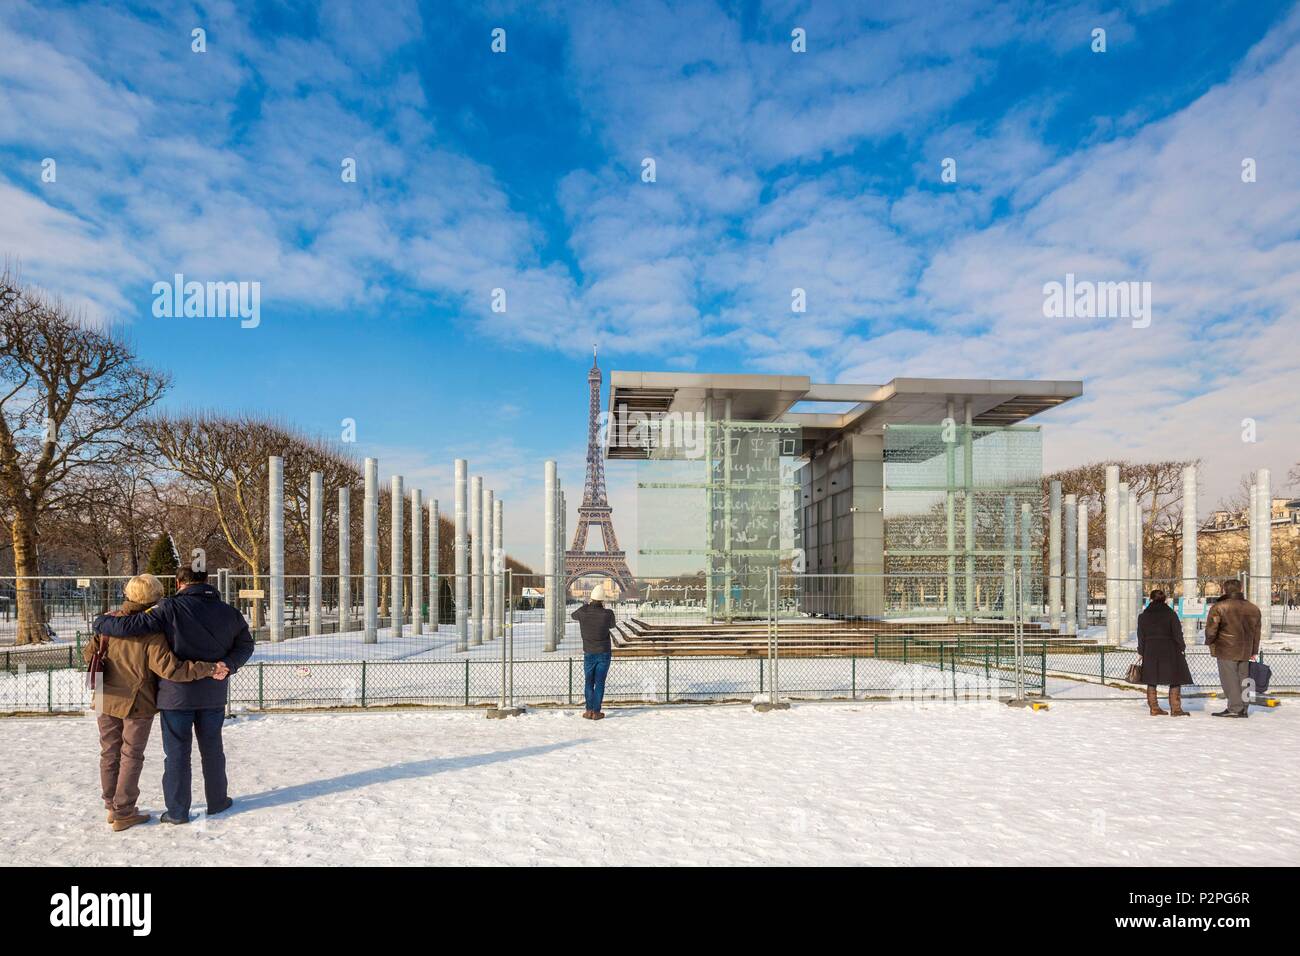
[82,601,216,718]
[1204,595,1262,661]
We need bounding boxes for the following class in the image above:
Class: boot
[1146,686,1167,716]
[111,812,149,832]
[1169,686,1190,717]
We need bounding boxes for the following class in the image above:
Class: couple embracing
[86,567,253,830]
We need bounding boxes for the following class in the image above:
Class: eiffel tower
[565,347,639,599]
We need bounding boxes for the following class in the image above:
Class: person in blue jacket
[94,566,254,823]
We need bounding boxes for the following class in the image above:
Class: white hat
[590,585,608,602]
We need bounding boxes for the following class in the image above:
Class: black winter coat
[571,601,616,654]
[93,583,254,709]
[1136,601,1193,687]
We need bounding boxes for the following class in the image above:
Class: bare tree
[0,273,168,642]
[140,412,362,581]
[139,413,276,586]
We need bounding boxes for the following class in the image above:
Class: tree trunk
[10,507,47,645]
[98,556,112,614]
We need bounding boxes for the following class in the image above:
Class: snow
[3,696,1298,866]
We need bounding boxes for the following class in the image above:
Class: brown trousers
[98,712,154,818]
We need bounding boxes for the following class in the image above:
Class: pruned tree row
[2,271,528,643]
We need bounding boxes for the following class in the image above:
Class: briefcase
[1249,660,1272,695]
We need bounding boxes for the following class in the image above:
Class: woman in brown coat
[83,574,229,831]
[1136,589,1193,717]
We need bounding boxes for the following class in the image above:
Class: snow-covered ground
[3,696,1297,866]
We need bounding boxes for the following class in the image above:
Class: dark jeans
[583,652,612,713]
[160,707,227,817]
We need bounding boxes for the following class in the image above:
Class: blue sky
[2,0,1298,567]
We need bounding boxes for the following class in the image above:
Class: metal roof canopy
[606,371,1082,459]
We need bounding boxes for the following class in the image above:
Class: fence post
[568,657,574,705]
[258,662,264,710]
[1100,643,1105,683]
[504,568,513,709]
[464,659,470,706]
[851,655,856,700]
[498,573,507,711]
[47,667,53,712]
[361,661,368,708]
[764,572,774,707]
[665,656,671,704]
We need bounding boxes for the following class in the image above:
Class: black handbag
[1249,660,1272,695]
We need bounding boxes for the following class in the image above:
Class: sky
[2,0,1298,570]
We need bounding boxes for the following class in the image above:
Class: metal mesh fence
[4,569,1296,713]
[773,572,1046,701]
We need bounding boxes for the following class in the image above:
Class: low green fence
[3,644,1038,713]
[5,643,1293,714]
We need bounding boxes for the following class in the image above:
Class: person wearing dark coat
[93,566,254,823]
[1136,589,1193,716]
[571,584,616,719]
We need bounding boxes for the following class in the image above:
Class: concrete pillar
[1258,468,1272,641]
[1002,495,1015,619]
[268,455,284,643]
[1116,481,1129,640]
[482,488,494,643]
[429,499,439,630]
[543,460,556,652]
[1104,466,1119,644]
[493,498,504,641]
[308,471,323,636]
[1064,492,1077,635]
[1048,480,1062,632]
[1180,465,1197,643]
[470,475,483,648]
[558,486,567,642]
[945,400,956,621]
[1129,488,1141,632]
[1249,479,1259,608]
[363,458,378,644]
[1077,500,1089,632]
[390,474,404,638]
[338,487,351,631]
[455,460,468,652]
[410,487,422,636]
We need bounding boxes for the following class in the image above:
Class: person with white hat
[571,584,616,719]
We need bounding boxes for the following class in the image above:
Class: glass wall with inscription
[635,419,802,620]
[883,423,1042,618]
